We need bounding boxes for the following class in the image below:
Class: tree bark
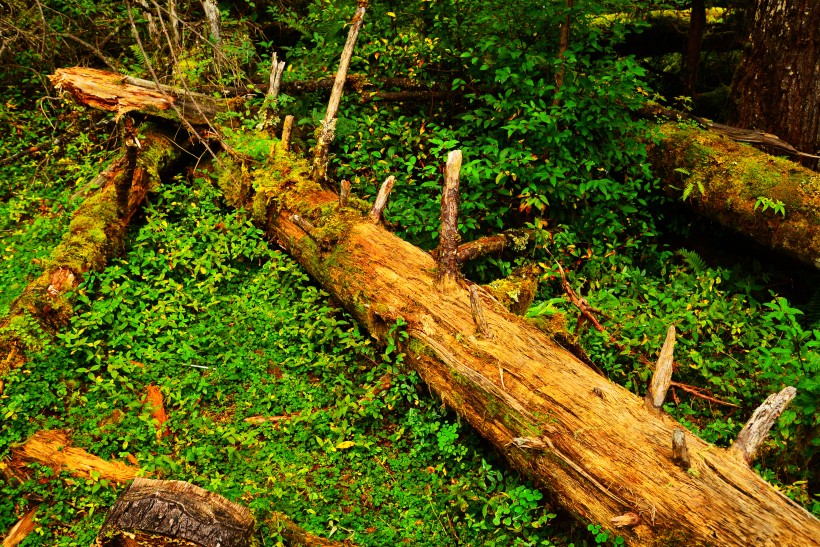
[50,69,820,545]
[684,0,706,95]
[650,121,820,268]
[730,0,820,158]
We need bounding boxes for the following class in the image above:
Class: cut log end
[732,386,797,464]
[644,325,676,413]
[96,478,254,547]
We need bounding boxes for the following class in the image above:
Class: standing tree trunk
[730,0,820,158]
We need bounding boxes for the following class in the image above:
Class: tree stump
[96,478,255,547]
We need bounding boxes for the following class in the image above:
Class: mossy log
[49,69,820,545]
[0,125,184,375]
[651,122,820,268]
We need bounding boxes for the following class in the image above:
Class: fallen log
[49,67,240,125]
[237,146,819,545]
[53,70,820,545]
[650,121,820,268]
[0,124,186,374]
[9,430,139,484]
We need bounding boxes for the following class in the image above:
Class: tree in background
[730,0,820,156]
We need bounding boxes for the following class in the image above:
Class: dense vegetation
[0,0,817,545]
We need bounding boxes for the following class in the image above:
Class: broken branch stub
[469,285,493,339]
[369,175,396,223]
[672,427,691,470]
[644,325,676,413]
[437,150,462,290]
[339,179,352,208]
[312,1,369,183]
[732,386,797,464]
[267,52,287,100]
[280,115,294,152]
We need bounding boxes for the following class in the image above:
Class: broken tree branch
[369,175,395,223]
[644,325,676,413]
[732,386,797,464]
[311,1,369,183]
[437,150,462,290]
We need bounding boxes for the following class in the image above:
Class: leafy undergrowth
[0,174,603,546]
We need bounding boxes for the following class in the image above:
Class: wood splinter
[436,150,462,290]
[339,179,351,208]
[369,175,396,223]
[672,427,691,470]
[469,285,493,339]
[644,325,676,413]
[732,386,797,464]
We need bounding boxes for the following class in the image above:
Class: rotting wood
[143,385,169,441]
[94,477,351,547]
[644,325,675,414]
[312,1,370,183]
[369,175,395,223]
[249,162,820,546]
[10,430,139,484]
[96,477,254,547]
[267,52,287,100]
[649,121,820,268]
[437,150,463,290]
[0,124,186,375]
[49,70,820,546]
[268,512,357,547]
[2,505,38,547]
[732,387,797,464]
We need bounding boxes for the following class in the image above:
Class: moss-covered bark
[650,122,820,268]
[0,126,183,375]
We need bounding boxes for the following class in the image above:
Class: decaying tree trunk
[0,124,186,375]
[650,121,820,268]
[51,68,820,546]
[248,154,820,546]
